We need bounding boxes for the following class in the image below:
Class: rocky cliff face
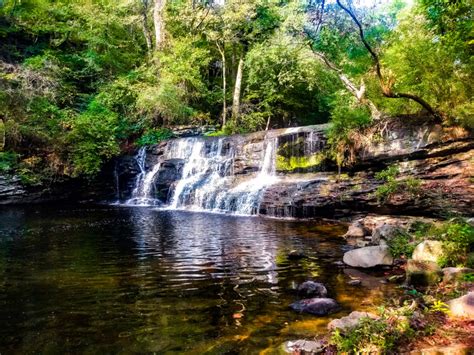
[1,122,472,219]
[260,122,473,218]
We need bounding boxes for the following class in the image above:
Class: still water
[0,205,397,353]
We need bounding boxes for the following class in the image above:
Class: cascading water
[118,125,326,215]
[125,147,162,206]
[167,136,278,215]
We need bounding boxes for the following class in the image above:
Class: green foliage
[379,1,474,126]
[387,231,416,259]
[461,273,474,282]
[432,219,474,268]
[325,92,372,167]
[137,129,175,146]
[330,312,414,353]
[408,218,474,268]
[375,165,422,203]
[429,300,450,315]
[1,0,472,182]
[0,151,18,173]
[243,33,337,130]
[67,100,119,176]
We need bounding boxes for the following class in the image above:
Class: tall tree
[335,0,441,120]
[154,0,166,49]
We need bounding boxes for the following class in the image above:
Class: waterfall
[164,136,278,215]
[117,126,326,215]
[125,147,162,206]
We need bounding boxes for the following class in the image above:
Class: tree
[153,0,166,49]
[335,0,441,120]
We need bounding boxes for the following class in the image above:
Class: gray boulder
[297,281,328,298]
[343,245,393,268]
[412,240,445,263]
[290,298,340,316]
[371,224,399,244]
[328,311,379,332]
[448,292,474,319]
[283,339,325,354]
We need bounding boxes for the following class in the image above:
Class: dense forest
[0,0,472,182]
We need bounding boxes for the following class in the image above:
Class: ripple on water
[0,205,399,353]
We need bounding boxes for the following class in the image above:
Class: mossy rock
[276,153,325,172]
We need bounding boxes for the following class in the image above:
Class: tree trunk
[265,116,271,131]
[313,51,382,119]
[141,6,153,52]
[217,43,227,127]
[153,0,166,50]
[336,0,441,120]
[0,118,5,151]
[232,56,244,121]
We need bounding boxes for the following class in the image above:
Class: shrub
[375,165,422,203]
[408,218,474,267]
[432,219,474,267]
[387,231,416,258]
[0,151,18,173]
[330,310,415,353]
[136,128,175,146]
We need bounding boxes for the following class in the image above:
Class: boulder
[442,267,474,284]
[288,250,307,260]
[343,245,393,268]
[283,339,325,354]
[343,221,367,238]
[328,311,378,332]
[290,298,340,316]
[371,224,399,244]
[448,292,474,319]
[297,281,328,298]
[412,240,445,263]
[406,259,442,286]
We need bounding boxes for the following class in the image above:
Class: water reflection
[0,205,397,353]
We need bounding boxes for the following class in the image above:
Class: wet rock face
[154,159,184,201]
[0,175,26,204]
[290,298,340,316]
[260,124,473,218]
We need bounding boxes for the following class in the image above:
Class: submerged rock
[283,339,325,354]
[328,311,379,332]
[297,281,328,298]
[290,298,340,316]
[288,250,307,260]
[406,259,442,286]
[412,240,445,263]
[343,245,393,268]
[347,279,362,286]
[448,292,474,319]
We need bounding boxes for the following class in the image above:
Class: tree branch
[336,0,441,120]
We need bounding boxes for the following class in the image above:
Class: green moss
[276,152,325,172]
